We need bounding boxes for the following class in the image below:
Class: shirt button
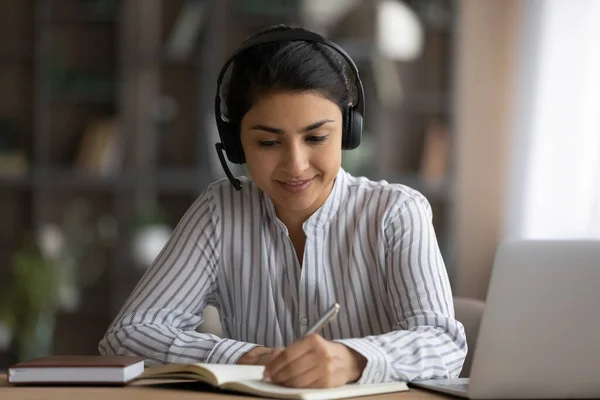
[300,316,308,325]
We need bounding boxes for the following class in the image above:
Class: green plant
[0,238,60,360]
[0,199,117,360]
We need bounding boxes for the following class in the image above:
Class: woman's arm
[98,186,258,365]
[335,194,467,383]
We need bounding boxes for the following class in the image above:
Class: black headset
[214,28,365,190]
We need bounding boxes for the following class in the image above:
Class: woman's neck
[276,210,309,236]
[275,211,308,266]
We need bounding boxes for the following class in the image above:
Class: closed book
[8,355,145,385]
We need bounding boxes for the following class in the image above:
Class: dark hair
[223,25,353,128]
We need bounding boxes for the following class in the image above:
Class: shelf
[129,49,202,69]
[0,174,34,189]
[161,58,202,69]
[154,168,213,193]
[0,168,213,193]
[40,11,118,25]
[35,169,124,190]
[0,48,34,62]
[51,91,116,105]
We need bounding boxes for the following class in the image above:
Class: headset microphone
[215,143,242,191]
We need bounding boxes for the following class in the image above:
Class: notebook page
[224,380,409,400]
[199,364,265,385]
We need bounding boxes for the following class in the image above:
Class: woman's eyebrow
[301,119,334,133]
[251,124,283,134]
[250,119,334,134]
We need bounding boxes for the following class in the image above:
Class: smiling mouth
[281,179,311,185]
[277,178,314,193]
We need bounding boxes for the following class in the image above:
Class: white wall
[505,0,600,240]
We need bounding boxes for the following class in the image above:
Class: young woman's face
[240,90,343,221]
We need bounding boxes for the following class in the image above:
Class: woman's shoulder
[204,175,256,195]
[344,172,429,209]
[343,173,433,229]
[201,175,263,209]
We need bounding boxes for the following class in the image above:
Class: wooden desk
[0,374,448,400]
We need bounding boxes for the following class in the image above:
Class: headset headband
[215,28,365,121]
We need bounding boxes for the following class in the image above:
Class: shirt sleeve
[335,193,467,383]
[98,185,258,365]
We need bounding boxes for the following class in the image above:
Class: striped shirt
[99,167,467,383]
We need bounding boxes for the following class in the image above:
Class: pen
[303,303,340,336]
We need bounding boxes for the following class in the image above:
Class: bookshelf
[0,0,458,364]
[0,0,218,364]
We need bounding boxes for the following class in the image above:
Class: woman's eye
[258,140,278,147]
[258,135,328,147]
[307,135,328,143]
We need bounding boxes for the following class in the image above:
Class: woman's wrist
[340,344,367,383]
[237,346,273,365]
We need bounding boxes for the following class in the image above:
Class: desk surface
[0,374,448,400]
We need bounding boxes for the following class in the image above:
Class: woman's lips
[278,178,313,193]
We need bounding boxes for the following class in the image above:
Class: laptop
[411,240,600,399]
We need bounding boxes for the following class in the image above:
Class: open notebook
[141,363,408,400]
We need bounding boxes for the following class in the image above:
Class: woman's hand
[237,346,275,365]
[263,334,367,388]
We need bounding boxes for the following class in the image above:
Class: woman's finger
[268,350,318,385]
[265,335,319,378]
[278,363,324,388]
[259,348,283,366]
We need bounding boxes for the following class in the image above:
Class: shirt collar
[303,167,348,232]
[259,167,349,233]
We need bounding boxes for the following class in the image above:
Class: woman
[99,25,466,388]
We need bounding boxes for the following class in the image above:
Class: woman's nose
[280,142,309,177]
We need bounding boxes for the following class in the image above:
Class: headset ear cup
[347,109,362,150]
[342,106,351,150]
[219,122,245,164]
[343,107,362,150]
[234,125,246,164]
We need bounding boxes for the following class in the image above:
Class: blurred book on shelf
[0,152,28,177]
[0,119,28,177]
[419,120,450,186]
[75,117,122,176]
